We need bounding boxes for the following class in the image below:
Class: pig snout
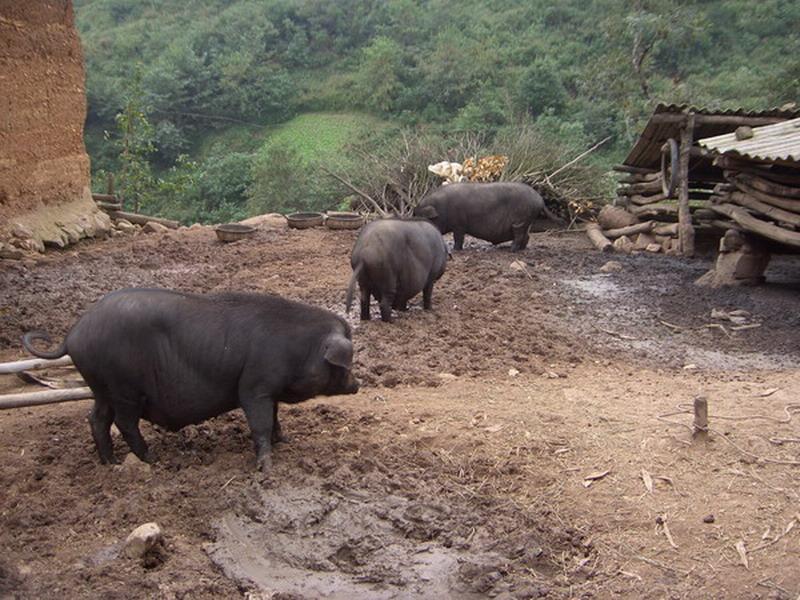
[342,372,360,394]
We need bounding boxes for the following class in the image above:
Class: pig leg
[453,230,465,251]
[240,394,275,471]
[422,280,434,310]
[88,393,116,464]
[379,293,395,322]
[270,402,288,444]
[359,286,371,321]
[511,222,529,251]
[112,396,151,463]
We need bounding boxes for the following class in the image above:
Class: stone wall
[0,0,110,257]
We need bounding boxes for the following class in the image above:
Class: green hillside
[73,0,799,222]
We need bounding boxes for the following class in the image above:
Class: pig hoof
[257,454,273,473]
[271,433,290,445]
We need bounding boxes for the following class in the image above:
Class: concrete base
[696,229,771,287]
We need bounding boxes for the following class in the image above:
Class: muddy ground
[1,224,799,599]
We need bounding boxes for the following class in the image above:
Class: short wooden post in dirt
[678,113,696,257]
[693,396,708,441]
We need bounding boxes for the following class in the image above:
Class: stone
[238,213,287,229]
[633,233,656,251]
[0,245,24,260]
[11,223,33,239]
[115,219,136,232]
[645,243,662,253]
[599,260,623,273]
[598,205,638,230]
[437,372,457,381]
[116,452,152,476]
[508,367,520,377]
[124,522,163,559]
[612,235,633,254]
[93,211,113,237]
[61,223,82,244]
[143,221,168,234]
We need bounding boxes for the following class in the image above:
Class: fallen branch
[546,136,611,181]
[0,355,74,375]
[0,387,93,410]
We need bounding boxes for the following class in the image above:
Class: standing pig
[22,289,359,471]
[414,182,553,251]
[346,218,447,322]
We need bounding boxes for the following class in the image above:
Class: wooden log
[617,179,663,195]
[732,178,800,213]
[0,355,74,375]
[710,203,800,248]
[651,113,787,127]
[629,193,666,206]
[92,193,117,203]
[678,114,696,257]
[693,397,708,441]
[737,173,800,199]
[96,201,123,211]
[0,387,93,410]
[586,223,614,253]
[729,192,800,227]
[612,165,658,175]
[617,172,661,184]
[598,205,639,229]
[602,220,655,238]
[717,157,800,185]
[653,223,679,236]
[106,210,179,229]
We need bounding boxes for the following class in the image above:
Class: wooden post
[693,396,708,441]
[106,172,115,196]
[678,113,696,257]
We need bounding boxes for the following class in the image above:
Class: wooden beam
[0,387,93,410]
[651,113,788,127]
[0,355,74,375]
[678,114,696,257]
[612,165,658,175]
[710,203,800,248]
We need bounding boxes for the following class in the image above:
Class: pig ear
[324,335,353,369]
[418,205,438,219]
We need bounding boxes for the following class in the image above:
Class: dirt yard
[1,224,799,599]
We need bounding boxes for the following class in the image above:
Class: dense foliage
[75,0,799,221]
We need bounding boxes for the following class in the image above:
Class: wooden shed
[613,104,800,259]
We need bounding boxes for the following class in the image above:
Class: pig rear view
[22,288,359,472]
[346,218,447,322]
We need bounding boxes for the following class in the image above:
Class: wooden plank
[678,114,696,257]
[0,355,73,375]
[710,203,800,248]
[0,387,93,410]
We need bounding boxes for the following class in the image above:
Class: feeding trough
[215,223,256,243]
[287,212,324,229]
[325,212,364,230]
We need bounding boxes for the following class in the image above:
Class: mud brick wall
[0,0,109,252]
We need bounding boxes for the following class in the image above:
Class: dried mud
[1,225,799,599]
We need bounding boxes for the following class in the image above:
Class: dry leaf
[641,469,653,493]
[735,540,749,569]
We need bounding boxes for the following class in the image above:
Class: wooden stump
[693,397,708,442]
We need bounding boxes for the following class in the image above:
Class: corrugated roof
[697,117,800,165]
[622,103,800,169]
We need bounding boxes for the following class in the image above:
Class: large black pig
[414,182,552,251]
[346,218,447,322]
[22,289,359,471]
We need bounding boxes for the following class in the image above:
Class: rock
[508,260,528,274]
[124,522,163,559]
[190,223,205,230]
[143,221,169,234]
[599,260,623,273]
[598,205,638,230]
[0,245,24,260]
[508,367,520,377]
[117,452,152,476]
[437,372,457,381]
[94,211,113,238]
[633,233,656,251]
[703,514,715,523]
[11,223,33,239]
[612,235,633,254]
[115,219,136,233]
[61,223,82,244]
[238,213,287,229]
[645,243,662,253]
